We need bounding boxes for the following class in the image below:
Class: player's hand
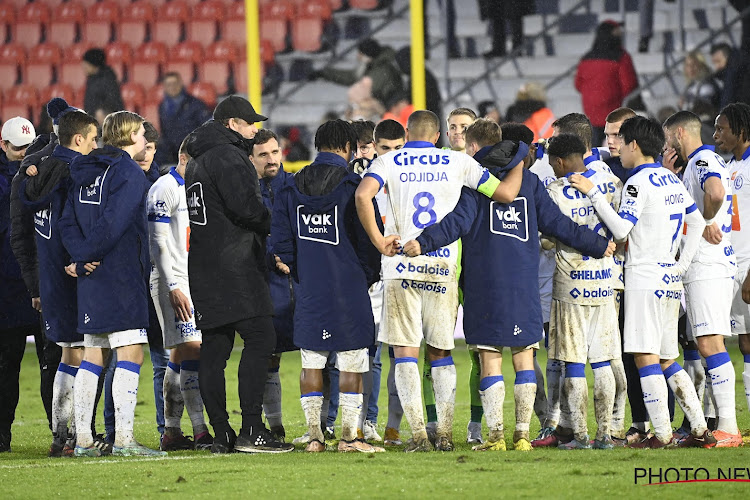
[743,269,750,304]
[83,261,100,274]
[377,234,400,256]
[569,174,595,195]
[275,255,290,275]
[169,288,193,323]
[64,263,78,277]
[662,148,683,175]
[403,240,422,257]
[604,240,616,257]
[702,222,722,245]
[31,297,42,312]
[26,165,38,176]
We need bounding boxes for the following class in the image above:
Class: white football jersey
[618,163,698,291]
[585,158,614,176]
[547,169,622,305]
[147,168,190,288]
[681,145,735,281]
[730,147,750,266]
[366,142,498,282]
[530,157,557,281]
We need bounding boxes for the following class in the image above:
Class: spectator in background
[505,82,555,142]
[480,0,535,58]
[279,127,311,163]
[382,93,414,129]
[82,49,124,125]
[575,20,638,147]
[710,43,750,107]
[477,100,502,124]
[729,0,750,53]
[679,50,721,111]
[394,46,444,145]
[157,73,211,166]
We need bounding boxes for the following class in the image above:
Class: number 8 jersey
[366,141,500,282]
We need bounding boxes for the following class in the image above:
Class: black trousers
[200,316,276,435]
[0,324,60,437]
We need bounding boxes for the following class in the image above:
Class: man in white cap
[0,116,38,453]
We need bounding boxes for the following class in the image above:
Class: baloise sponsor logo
[401,280,447,294]
[569,287,613,299]
[654,290,682,299]
[396,261,450,276]
[661,273,681,285]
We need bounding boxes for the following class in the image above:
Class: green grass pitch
[2,340,750,499]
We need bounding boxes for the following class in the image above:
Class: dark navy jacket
[0,152,39,330]
[59,146,149,334]
[19,146,82,342]
[261,164,298,352]
[270,152,381,352]
[417,141,609,347]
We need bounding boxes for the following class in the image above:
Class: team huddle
[4,95,750,457]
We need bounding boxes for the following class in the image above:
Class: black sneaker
[194,431,213,451]
[92,434,113,456]
[234,427,294,454]
[49,434,66,457]
[270,425,286,443]
[0,431,11,453]
[211,428,237,454]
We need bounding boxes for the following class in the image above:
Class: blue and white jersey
[366,141,499,282]
[681,145,735,281]
[547,168,622,305]
[530,156,557,282]
[729,146,750,267]
[618,163,698,291]
[147,167,189,289]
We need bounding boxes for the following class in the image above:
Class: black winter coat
[185,120,274,329]
[83,66,124,116]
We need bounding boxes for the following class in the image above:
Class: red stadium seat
[297,0,332,21]
[153,1,189,46]
[188,82,217,108]
[223,1,246,46]
[6,0,29,10]
[117,1,154,48]
[104,42,133,83]
[261,0,294,20]
[327,0,345,11]
[233,59,267,95]
[84,1,120,44]
[188,0,224,46]
[199,41,237,95]
[292,16,324,52]
[165,41,203,84]
[141,88,160,130]
[130,42,167,87]
[59,42,93,90]
[146,84,163,106]
[260,18,288,53]
[349,0,380,9]
[74,0,101,8]
[49,3,85,49]
[40,83,76,107]
[24,43,62,87]
[120,81,145,113]
[14,3,49,50]
[261,39,275,66]
[35,0,65,9]
[0,44,24,92]
[3,84,39,121]
[0,4,15,47]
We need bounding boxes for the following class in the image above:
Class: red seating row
[1,0,338,51]
[2,0,349,11]
[0,40,273,95]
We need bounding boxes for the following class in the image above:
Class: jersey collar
[733,145,750,162]
[687,144,714,159]
[629,162,661,177]
[564,168,596,179]
[583,149,600,166]
[169,167,185,185]
[313,151,349,169]
[403,141,435,149]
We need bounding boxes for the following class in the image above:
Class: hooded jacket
[58,145,149,334]
[0,151,40,330]
[269,152,382,352]
[19,146,82,342]
[156,91,211,165]
[83,66,124,116]
[260,164,298,352]
[184,120,273,329]
[417,141,609,347]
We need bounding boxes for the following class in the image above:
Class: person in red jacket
[575,20,638,148]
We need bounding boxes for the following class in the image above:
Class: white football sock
[664,363,707,435]
[533,356,547,426]
[358,357,374,432]
[52,363,77,438]
[395,358,427,439]
[163,361,184,431]
[514,370,536,439]
[339,392,363,442]
[113,361,141,446]
[300,392,324,442]
[564,363,588,441]
[431,357,456,437]
[639,364,671,442]
[591,361,615,440]
[609,358,627,437]
[180,360,207,436]
[479,375,505,442]
[703,360,717,419]
[706,352,738,434]
[263,369,283,429]
[386,353,403,431]
[744,355,750,414]
[74,361,101,448]
[682,350,705,407]
[545,359,563,428]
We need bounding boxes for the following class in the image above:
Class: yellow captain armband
[477,175,501,198]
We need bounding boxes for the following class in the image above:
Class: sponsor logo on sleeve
[297,205,339,245]
[186,182,206,225]
[626,185,639,197]
[490,197,528,241]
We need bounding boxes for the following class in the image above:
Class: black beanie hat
[358,39,382,58]
[83,48,106,67]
